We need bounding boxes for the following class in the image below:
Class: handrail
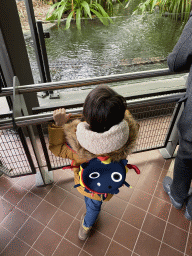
[0,91,185,129]
[0,68,178,97]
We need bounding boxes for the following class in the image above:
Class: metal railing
[0,68,175,97]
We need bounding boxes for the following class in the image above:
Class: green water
[27,3,184,84]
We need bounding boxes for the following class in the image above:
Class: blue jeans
[83,197,103,228]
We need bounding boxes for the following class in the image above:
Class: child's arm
[48,108,71,157]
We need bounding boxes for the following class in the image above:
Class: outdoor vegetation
[127,0,192,23]
[40,0,192,29]
[44,0,114,29]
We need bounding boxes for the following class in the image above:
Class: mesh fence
[130,102,176,152]
[0,129,34,177]
[43,129,72,169]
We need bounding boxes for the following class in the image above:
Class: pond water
[26,1,184,85]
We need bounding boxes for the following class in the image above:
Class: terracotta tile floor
[0,149,192,256]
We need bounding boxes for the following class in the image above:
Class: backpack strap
[127,164,140,174]
[62,160,80,170]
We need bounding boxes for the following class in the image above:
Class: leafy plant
[46,0,113,29]
[126,0,191,23]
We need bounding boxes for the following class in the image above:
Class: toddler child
[48,85,139,240]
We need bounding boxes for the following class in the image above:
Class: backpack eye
[89,172,100,179]
[111,172,122,182]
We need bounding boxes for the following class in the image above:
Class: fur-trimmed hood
[64,110,139,162]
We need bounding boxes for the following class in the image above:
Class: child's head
[83,85,127,133]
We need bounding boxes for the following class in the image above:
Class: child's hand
[53,108,71,126]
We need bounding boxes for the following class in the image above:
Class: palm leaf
[181,0,184,21]
[76,8,81,30]
[81,1,92,19]
[57,2,67,26]
[93,3,109,17]
[172,0,180,20]
[46,13,58,21]
[46,2,61,20]
[151,0,159,12]
[125,0,131,9]
[65,11,74,29]
[185,0,191,22]
[92,3,113,23]
[90,8,109,25]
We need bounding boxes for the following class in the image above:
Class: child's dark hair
[83,85,127,133]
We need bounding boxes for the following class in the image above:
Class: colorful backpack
[73,156,140,201]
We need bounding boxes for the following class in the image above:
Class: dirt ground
[16,0,52,31]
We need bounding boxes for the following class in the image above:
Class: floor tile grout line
[105,239,134,254]
[51,204,85,256]
[0,181,67,256]
[30,177,192,235]
[77,209,96,256]
[55,177,169,219]
[78,249,93,256]
[26,175,86,219]
[3,234,43,256]
[102,161,172,256]
[76,187,137,256]
[142,230,190,254]
[1,207,84,256]
[0,176,16,198]
[0,188,72,228]
[1,202,185,256]
[131,166,167,256]
[1,158,188,255]
[101,165,148,256]
[77,212,128,256]
[0,197,17,224]
[2,167,104,255]
[54,178,86,201]
[0,218,89,254]
[25,247,45,256]
[156,186,174,255]
[160,157,191,256]
[0,177,57,253]
[1,183,86,232]
[28,200,79,255]
[184,221,191,255]
[1,181,28,207]
[104,204,133,254]
[154,165,174,256]
[0,173,49,209]
[0,189,46,255]
[19,203,64,254]
[2,190,186,256]
[120,207,190,233]
[58,193,84,213]
[132,177,192,233]
[162,241,188,255]
[101,198,171,227]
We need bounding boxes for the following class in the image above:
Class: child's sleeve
[48,123,67,158]
[48,122,84,162]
